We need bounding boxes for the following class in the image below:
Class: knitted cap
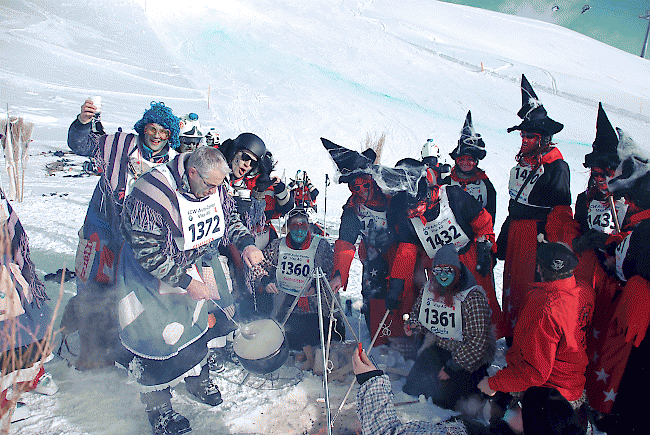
[133,102,181,149]
[433,244,461,269]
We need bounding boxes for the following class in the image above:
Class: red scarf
[516,145,563,167]
[449,166,488,185]
[286,231,312,250]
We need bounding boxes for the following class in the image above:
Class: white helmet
[179,113,203,138]
[421,139,440,159]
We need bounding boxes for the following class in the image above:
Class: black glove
[385,278,405,311]
[572,229,610,254]
[273,180,287,194]
[475,241,493,277]
[254,153,275,192]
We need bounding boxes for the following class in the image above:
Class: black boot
[141,389,191,435]
[185,365,223,406]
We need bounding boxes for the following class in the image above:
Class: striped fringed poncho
[122,154,253,289]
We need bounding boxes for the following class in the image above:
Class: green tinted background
[441,0,650,57]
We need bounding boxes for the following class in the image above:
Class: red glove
[614,274,650,347]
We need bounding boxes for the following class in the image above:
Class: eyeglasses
[145,124,171,140]
[198,171,220,190]
[431,266,455,276]
[352,182,371,192]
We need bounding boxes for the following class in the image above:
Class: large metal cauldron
[233,319,289,374]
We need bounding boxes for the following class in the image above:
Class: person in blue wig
[61,99,182,371]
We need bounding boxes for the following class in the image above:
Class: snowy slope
[1,0,649,433]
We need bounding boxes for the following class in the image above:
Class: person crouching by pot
[217,134,294,315]
[478,242,594,434]
[402,243,495,411]
[114,146,263,435]
[251,209,345,349]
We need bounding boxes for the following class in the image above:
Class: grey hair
[187,146,230,175]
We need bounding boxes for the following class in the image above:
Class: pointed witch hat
[507,74,563,136]
[321,137,374,183]
[450,110,486,160]
[583,102,620,169]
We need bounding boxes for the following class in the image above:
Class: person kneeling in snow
[251,208,344,349]
[402,243,495,411]
[478,242,593,434]
[114,147,263,435]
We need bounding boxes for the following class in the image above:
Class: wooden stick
[368,310,390,352]
[331,309,391,426]
[608,195,621,234]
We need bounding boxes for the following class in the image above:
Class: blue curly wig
[133,101,181,150]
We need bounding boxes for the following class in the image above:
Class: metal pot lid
[233,319,285,360]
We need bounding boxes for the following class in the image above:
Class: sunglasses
[144,124,171,140]
[352,182,371,191]
[520,132,541,140]
[431,266,455,276]
[239,152,258,168]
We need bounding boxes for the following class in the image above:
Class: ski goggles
[180,137,202,146]
[431,266,455,276]
[288,220,309,230]
[144,124,171,140]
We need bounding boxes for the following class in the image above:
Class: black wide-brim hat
[450,110,487,161]
[507,74,563,137]
[321,137,374,184]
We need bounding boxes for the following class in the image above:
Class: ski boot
[146,402,192,435]
[185,365,223,406]
[142,389,191,435]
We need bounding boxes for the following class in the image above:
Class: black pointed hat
[321,137,374,183]
[507,74,563,136]
[450,110,487,160]
[583,103,620,169]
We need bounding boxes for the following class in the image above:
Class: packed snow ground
[1,0,649,433]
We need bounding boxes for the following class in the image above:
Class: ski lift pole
[323,174,330,236]
[641,10,650,58]
[315,267,333,435]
